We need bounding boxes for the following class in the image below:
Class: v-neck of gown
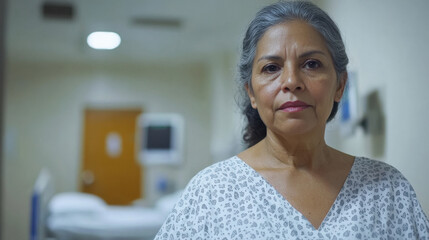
[234,155,357,231]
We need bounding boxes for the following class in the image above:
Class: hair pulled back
[237,1,349,147]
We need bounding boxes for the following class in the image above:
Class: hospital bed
[31,169,182,240]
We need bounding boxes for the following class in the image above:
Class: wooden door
[81,108,143,205]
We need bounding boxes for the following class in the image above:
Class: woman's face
[248,20,346,137]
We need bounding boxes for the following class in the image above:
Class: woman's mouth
[279,101,310,113]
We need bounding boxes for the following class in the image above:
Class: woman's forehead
[255,21,330,57]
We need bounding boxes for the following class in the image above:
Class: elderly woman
[155,1,429,239]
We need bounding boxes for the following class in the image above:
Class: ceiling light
[87,31,121,50]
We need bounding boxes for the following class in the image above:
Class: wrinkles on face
[248,20,345,138]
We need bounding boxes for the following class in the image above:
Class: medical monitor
[137,113,184,165]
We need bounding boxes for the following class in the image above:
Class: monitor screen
[138,113,184,165]
[144,125,172,150]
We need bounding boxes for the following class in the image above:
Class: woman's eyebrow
[299,50,326,58]
[257,50,327,63]
[257,55,283,63]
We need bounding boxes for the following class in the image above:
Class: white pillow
[49,192,106,216]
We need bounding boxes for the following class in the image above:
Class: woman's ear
[334,72,348,102]
[245,83,257,109]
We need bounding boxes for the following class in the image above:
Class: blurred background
[1,0,429,239]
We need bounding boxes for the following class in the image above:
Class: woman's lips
[279,101,310,113]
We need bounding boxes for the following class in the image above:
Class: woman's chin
[272,120,320,137]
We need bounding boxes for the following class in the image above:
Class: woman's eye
[304,60,321,69]
[262,64,280,73]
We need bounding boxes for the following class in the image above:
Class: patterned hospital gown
[155,156,429,239]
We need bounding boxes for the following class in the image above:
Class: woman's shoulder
[185,156,247,189]
[351,157,429,236]
[174,156,250,211]
[352,156,411,187]
[354,157,402,174]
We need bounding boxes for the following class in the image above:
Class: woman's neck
[260,130,331,170]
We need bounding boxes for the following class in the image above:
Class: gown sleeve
[407,182,429,239]
[154,170,214,240]
[386,163,429,239]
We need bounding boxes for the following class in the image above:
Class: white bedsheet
[48,206,165,240]
[46,192,182,240]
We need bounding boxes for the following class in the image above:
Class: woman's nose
[280,69,305,92]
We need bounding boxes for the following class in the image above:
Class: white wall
[208,51,245,163]
[321,0,429,214]
[0,0,5,234]
[1,60,212,240]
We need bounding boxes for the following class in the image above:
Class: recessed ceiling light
[87,31,121,50]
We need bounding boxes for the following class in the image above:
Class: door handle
[81,170,95,186]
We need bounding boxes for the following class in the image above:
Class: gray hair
[238,1,349,147]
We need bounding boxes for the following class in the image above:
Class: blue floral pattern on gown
[155,156,429,239]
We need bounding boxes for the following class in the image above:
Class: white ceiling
[6,0,276,64]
